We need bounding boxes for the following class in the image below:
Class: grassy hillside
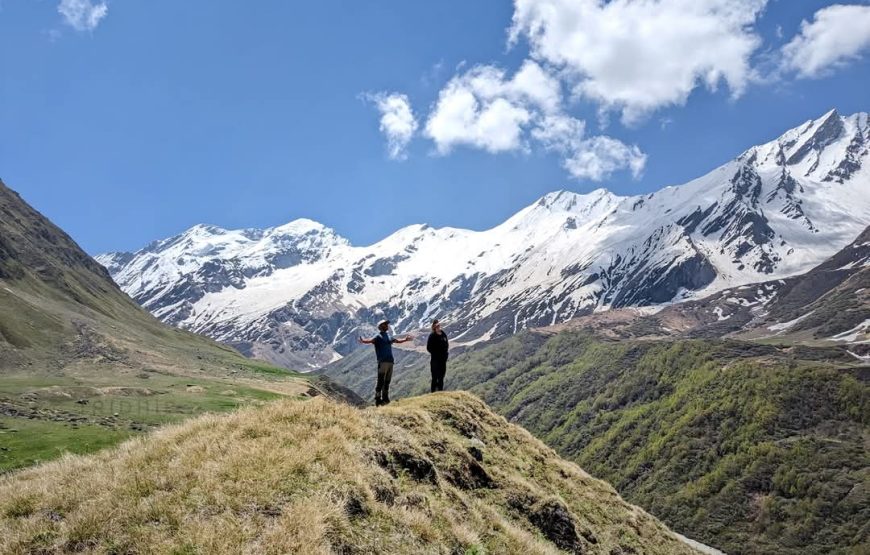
[0,180,325,472]
[0,392,698,554]
[321,331,869,554]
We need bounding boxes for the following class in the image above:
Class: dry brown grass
[0,392,698,554]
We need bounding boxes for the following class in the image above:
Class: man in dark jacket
[358,319,413,406]
[426,319,449,392]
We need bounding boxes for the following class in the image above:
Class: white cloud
[58,0,108,32]
[381,5,684,181]
[509,60,562,114]
[530,114,586,150]
[424,78,529,154]
[424,61,560,154]
[532,114,646,181]
[368,93,418,160]
[564,136,647,181]
[422,63,645,180]
[781,4,870,79]
[509,0,768,124]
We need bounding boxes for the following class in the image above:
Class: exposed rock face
[0,182,122,304]
[604,224,870,343]
[98,111,870,369]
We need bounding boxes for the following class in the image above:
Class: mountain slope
[670,227,870,344]
[564,223,870,345]
[99,110,870,369]
[0,180,320,472]
[0,392,700,554]
[319,332,870,554]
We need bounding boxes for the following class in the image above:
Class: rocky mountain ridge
[99,109,870,369]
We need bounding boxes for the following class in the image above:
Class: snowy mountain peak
[368,223,435,250]
[172,218,342,245]
[268,218,337,237]
[537,189,580,210]
[506,188,624,233]
[188,223,227,235]
[738,110,869,197]
[784,109,844,165]
[535,188,621,212]
[100,109,870,370]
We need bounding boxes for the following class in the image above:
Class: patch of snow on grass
[767,311,814,332]
[455,324,499,347]
[831,319,870,342]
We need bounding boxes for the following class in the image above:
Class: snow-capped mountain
[98,109,870,369]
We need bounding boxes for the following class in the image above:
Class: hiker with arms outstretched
[426,319,449,392]
[358,319,412,406]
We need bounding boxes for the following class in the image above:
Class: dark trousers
[376,362,394,401]
[430,358,447,392]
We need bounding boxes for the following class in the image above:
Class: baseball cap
[377,319,390,327]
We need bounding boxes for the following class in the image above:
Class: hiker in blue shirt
[358,319,413,406]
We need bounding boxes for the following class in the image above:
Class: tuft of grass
[0,392,697,554]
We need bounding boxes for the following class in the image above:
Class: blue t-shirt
[372,331,395,363]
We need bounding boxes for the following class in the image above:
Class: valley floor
[0,365,317,473]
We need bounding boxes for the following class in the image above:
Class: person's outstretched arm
[393,335,414,344]
[358,336,374,344]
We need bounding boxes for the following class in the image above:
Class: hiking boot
[374,397,383,407]
[382,396,391,405]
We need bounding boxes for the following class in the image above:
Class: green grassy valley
[0,180,322,473]
[321,331,870,554]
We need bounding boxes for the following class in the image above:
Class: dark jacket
[372,331,395,363]
[426,331,449,360]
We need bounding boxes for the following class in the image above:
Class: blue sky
[1,0,869,255]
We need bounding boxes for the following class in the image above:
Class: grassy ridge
[0,392,697,554]
[322,331,870,554]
